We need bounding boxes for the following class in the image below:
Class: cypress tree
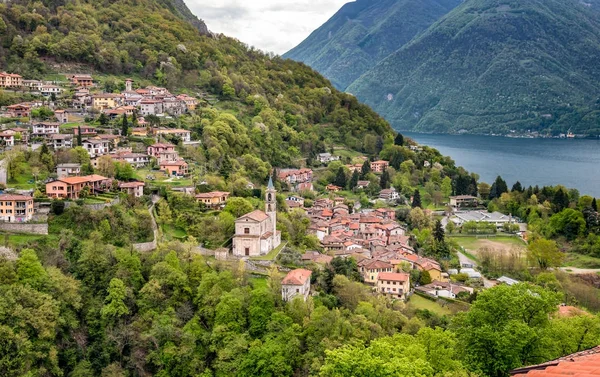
[412,189,422,208]
[121,114,129,136]
[334,167,347,188]
[433,219,445,243]
[360,160,371,179]
[131,110,138,126]
[553,188,570,212]
[380,169,390,189]
[593,198,598,212]
[512,181,523,192]
[76,126,82,146]
[350,170,359,189]
[40,142,49,156]
[394,133,404,146]
[220,156,232,179]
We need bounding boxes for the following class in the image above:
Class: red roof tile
[511,347,600,377]
[282,269,312,285]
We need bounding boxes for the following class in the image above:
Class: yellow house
[195,191,230,208]
[92,93,119,111]
[359,259,394,285]
[0,194,34,222]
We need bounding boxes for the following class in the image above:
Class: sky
[186,0,351,55]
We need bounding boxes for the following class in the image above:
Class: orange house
[160,160,188,176]
[195,191,230,208]
[46,175,109,199]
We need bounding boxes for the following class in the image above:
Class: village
[0,70,529,305]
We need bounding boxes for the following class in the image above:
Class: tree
[98,155,116,177]
[75,125,82,146]
[489,176,508,200]
[131,110,138,126]
[16,249,48,290]
[394,133,404,146]
[512,181,523,192]
[220,155,233,179]
[349,169,359,189]
[360,160,371,179]
[411,189,422,208]
[121,114,129,136]
[441,177,452,198]
[101,278,129,322]
[51,199,65,215]
[453,284,560,377]
[549,209,586,240]
[553,188,570,212]
[223,197,254,217]
[593,198,598,212]
[527,238,564,269]
[98,113,109,125]
[380,169,390,189]
[334,166,347,188]
[419,270,432,285]
[433,220,445,243]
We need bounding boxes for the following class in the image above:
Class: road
[558,267,600,274]
[456,250,496,288]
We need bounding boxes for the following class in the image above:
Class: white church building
[232,177,281,257]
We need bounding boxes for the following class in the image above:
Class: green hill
[284,0,461,90]
[346,0,600,135]
[0,0,394,164]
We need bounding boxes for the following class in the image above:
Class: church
[232,177,281,257]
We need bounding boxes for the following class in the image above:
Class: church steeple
[266,175,277,236]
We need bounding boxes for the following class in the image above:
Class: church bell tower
[266,175,277,236]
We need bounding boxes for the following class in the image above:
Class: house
[0,194,34,222]
[40,85,62,96]
[357,180,370,189]
[176,94,198,111]
[510,346,600,377]
[416,280,473,299]
[277,168,313,186]
[160,160,188,176]
[326,184,342,192]
[195,191,230,208]
[162,98,187,116]
[70,74,94,87]
[54,110,68,124]
[155,128,191,142]
[0,131,15,147]
[282,269,312,302]
[23,79,43,91]
[82,138,110,157]
[359,259,394,284]
[0,72,23,88]
[73,126,97,137]
[6,104,31,118]
[140,99,164,116]
[370,160,389,173]
[301,251,333,265]
[232,178,281,257]
[449,195,478,208]
[31,122,60,137]
[56,163,81,178]
[119,181,145,198]
[346,164,363,173]
[379,187,399,201]
[92,94,120,111]
[46,175,109,199]
[7,127,28,144]
[49,134,73,149]
[112,152,150,168]
[285,196,305,208]
[317,153,340,163]
[376,272,410,300]
[147,143,176,159]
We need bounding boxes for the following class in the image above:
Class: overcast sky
[186,0,351,55]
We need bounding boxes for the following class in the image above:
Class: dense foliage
[284,0,461,90]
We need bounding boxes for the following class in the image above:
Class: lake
[402,132,600,197]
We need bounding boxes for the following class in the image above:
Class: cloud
[186,0,351,54]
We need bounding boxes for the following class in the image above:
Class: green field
[563,253,600,269]
[161,223,188,241]
[249,276,268,290]
[251,242,287,261]
[450,235,526,252]
[407,294,452,316]
[0,233,58,248]
[333,147,364,160]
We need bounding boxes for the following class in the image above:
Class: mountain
[284,0,462,90]
[346,0,600,135]
[0,0,394,164]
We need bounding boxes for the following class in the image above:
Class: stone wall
[0,222,48,235]
[64,197,120,210]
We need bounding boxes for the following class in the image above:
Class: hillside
[346,0,600,135]
[0,0,394,163]
[284,0,461,90]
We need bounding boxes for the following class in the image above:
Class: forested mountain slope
[0,0,394,164]
[346,0,600,135]
[284,0,461,90]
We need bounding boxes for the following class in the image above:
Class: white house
[40,85,62,96]
[379,187,399,201]
[31,122,60,137]
[140,99,164,116]
[119,181,145,198]
[317,153,340,163]
[49,134,73,150]
[56,163,81,178]
[82,138,110,157]
[282,269,312,302]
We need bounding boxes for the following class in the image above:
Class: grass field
[450,235,526,251]
[161,223,188,241]
[0,233,58,248]
[251,242,287,261]
[249,276,268,290]
[408,294,452,315]
[563,253,600,269]
[333,147,364,160]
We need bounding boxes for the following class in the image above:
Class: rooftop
[282,269,312,285]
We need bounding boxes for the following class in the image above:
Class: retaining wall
[0,222,48,235]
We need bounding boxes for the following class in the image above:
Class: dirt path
[559,267,600,274]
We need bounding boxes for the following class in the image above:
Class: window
[393,281,397,285]
[244,228,250,234]
[296,289,299,293]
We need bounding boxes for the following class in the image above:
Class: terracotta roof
[511,347,600,377]
[364,259,393,270]
[195,191,229,199]
[238,210,269,222]
[282,269,312,285]
[119,182,145,188]
[57,176,91,184]
[160,160,187,166]
[0,194,32,201]
[86,174,109,182]
[378,272,409,282]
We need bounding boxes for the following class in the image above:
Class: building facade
[0,194,34,222]
[282,269,312,302]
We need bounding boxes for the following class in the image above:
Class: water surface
[403,132,600,197]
